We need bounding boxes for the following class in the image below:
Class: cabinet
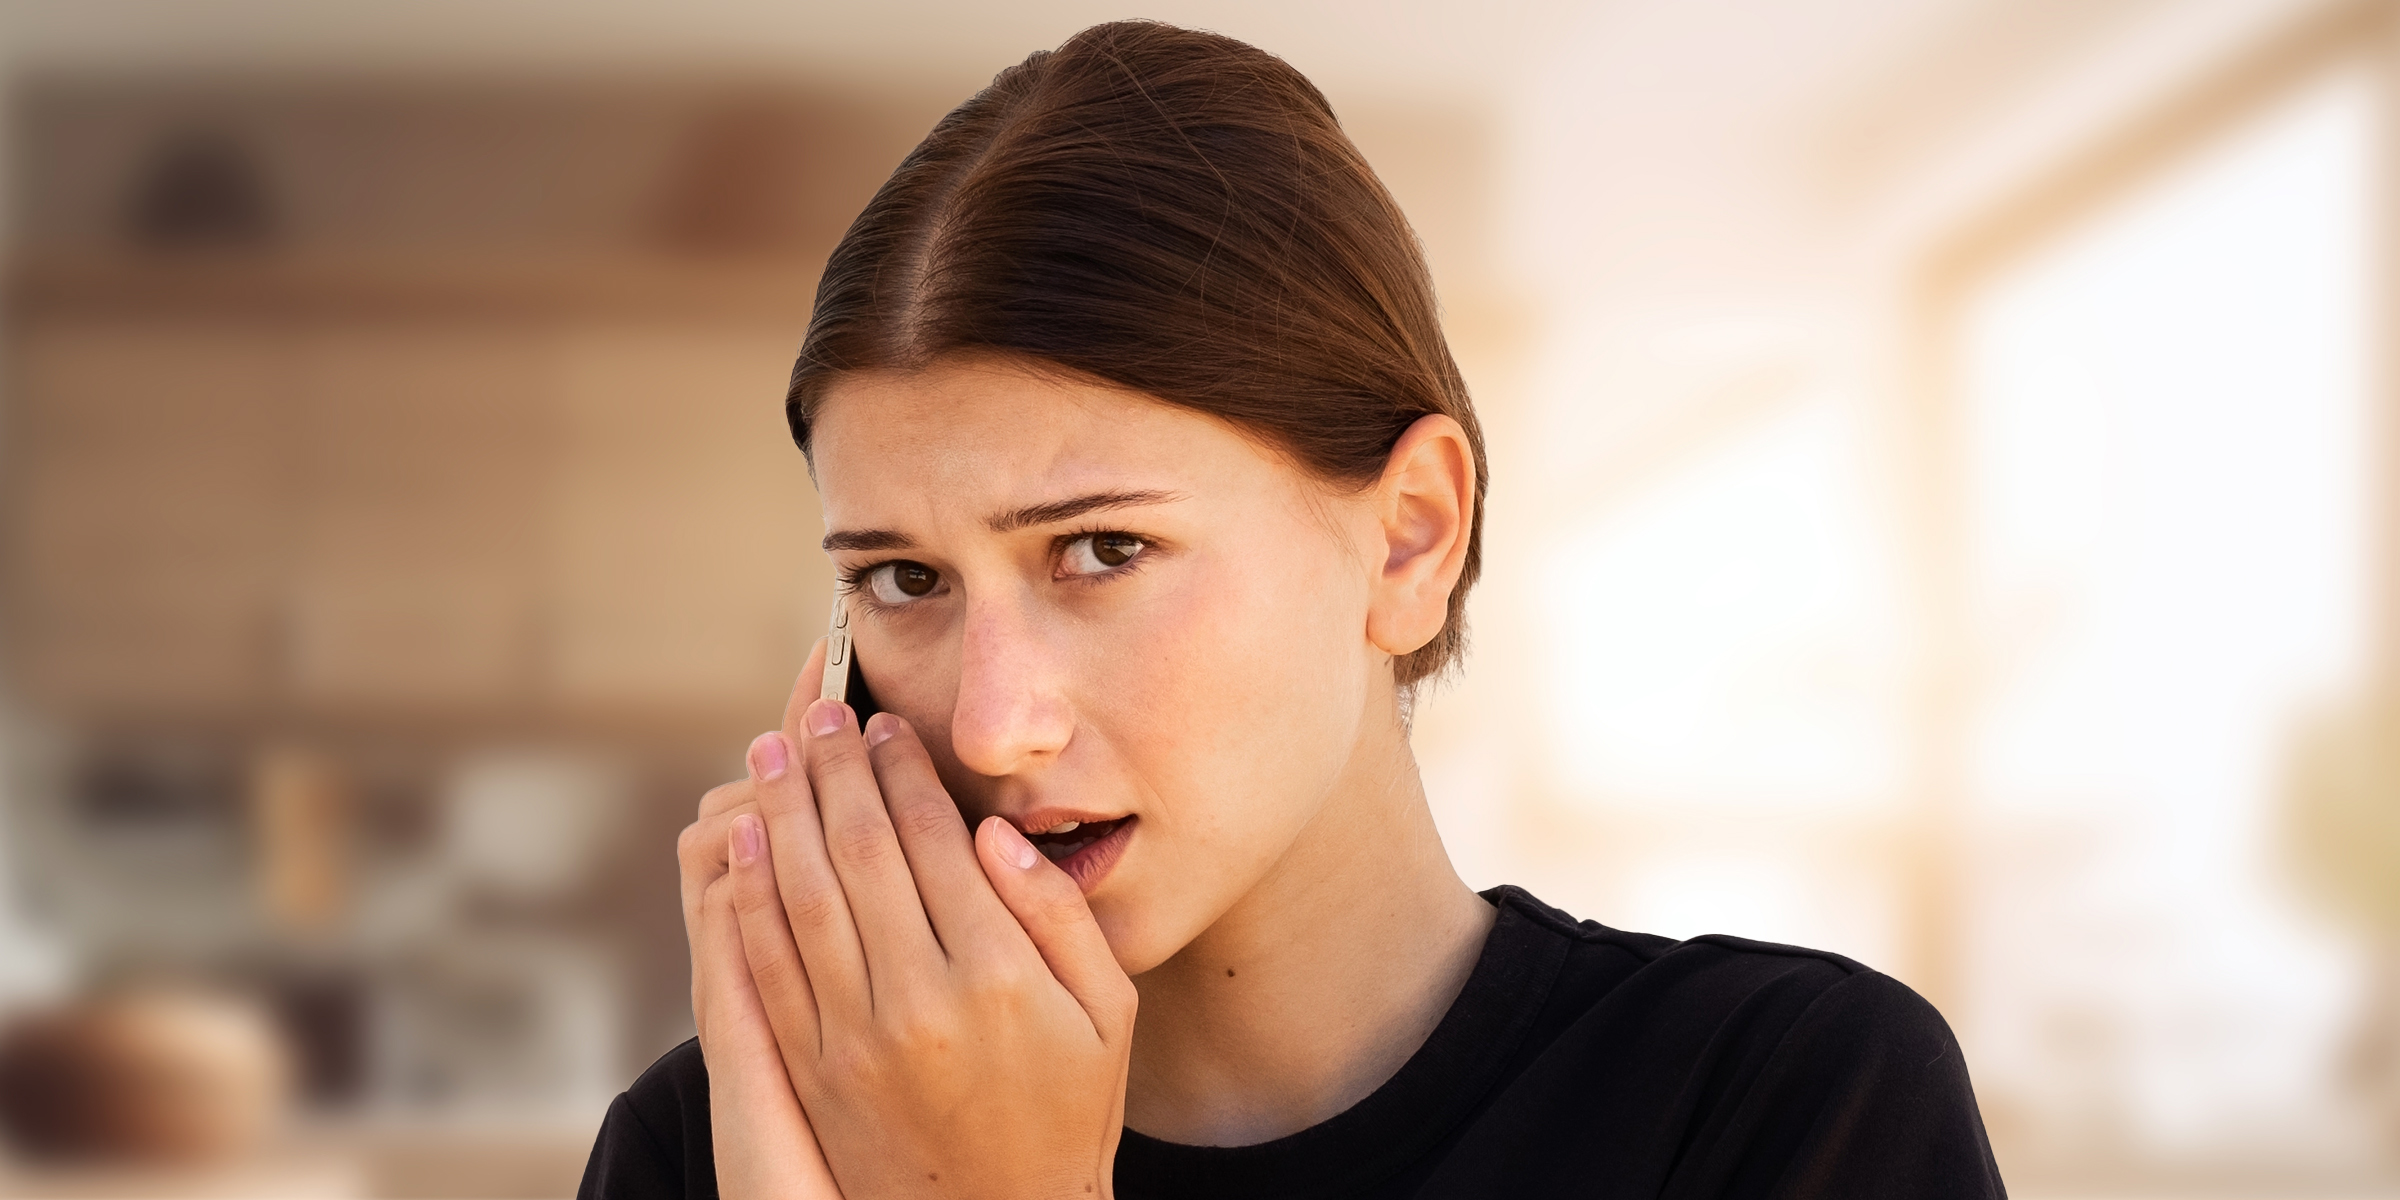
[5,258,832,735]
[10,317,292,714]
[548,322,829,714]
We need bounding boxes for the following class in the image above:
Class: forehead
[809,360,1275,524]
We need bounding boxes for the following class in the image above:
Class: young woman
[580,21,2004,1200]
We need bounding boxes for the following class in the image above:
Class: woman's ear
[1365,414,1476,659]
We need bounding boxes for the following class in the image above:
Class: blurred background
[0,0,2391,1195]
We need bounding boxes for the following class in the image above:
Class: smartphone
[820,597,883,725]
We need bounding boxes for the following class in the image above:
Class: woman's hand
[695,867,844,1200]
[725,694,1137,1200]
[681,641,843,1200]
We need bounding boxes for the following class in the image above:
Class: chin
[1089,894,1184,978]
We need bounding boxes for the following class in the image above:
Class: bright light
[1959,64,2375,1162]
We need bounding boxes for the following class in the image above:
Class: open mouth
[1018,815,1136,891]
[1024,816,1131,861]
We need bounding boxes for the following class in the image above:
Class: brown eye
[1063,533,1145,576]
[867,561,942,604]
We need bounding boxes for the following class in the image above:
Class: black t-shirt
[580,886,2006,1199]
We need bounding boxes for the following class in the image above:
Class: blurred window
[1530,371,1912,969]
[1521,44,2384,1178]
[1541,393,1904,814]
[1954,64,2376,1165]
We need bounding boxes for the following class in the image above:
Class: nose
[947,593,1076,777]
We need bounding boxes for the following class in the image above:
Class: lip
[1012,807,1129,836]
[1006,809,1135,895]
[1049,816,1134,894]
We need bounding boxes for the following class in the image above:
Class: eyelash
[1054,526,1154,587]
[835,527,1155,611]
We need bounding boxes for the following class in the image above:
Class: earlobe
[1364,414,1475,658]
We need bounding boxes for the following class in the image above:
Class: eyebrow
[819,488,1185,553]
[820,528,917,553]
[988,488,1185,533]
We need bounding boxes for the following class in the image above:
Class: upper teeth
[1038,820,1081,835]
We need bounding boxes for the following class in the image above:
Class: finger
[686,628,830,948]
[727,814,825,1070]
[756,632,888,1023]
[682,784,756,941]
[697,632,827,940]
[697,864,840,1200]
[697,858,776,1047]
[798,697,946,998]
[681,720,799,949]
[864,712,1019,959]
[750,719,875,1030]
[975,817,1139,1043]
[780,633,833,745]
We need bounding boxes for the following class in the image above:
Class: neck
[1120,694,1495,1146]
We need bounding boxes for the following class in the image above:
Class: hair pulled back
[787,19,1486,686]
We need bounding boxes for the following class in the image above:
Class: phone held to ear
[820,596,883,725]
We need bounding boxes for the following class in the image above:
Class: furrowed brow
[821,529,915,553]
[989,489,1185,533]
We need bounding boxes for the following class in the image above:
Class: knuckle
[698,780,746,819]
[752,773,813,819]
[778,881,847,935]
[749,950,805,999]
[1039,888,1093,927]
[809,736,868,778]
[880,1004,959,1056]
[963,962,1034,1009]
[821,1043,881,1090]
[891,797,961,843]
[826,815,899,870]
[730,873,780,917]
[703,872,739,910]
[675,819,714,867]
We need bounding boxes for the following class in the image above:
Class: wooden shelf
[8,249,826,321]
[3,280,834,740]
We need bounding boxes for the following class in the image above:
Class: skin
[679,356,1492,1197]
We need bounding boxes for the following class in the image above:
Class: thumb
[975,816,1137,1041]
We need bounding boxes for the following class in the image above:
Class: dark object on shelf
[124,130,279,249]
[651,103,817,254]
[263,971,369,1106]
[74,740,242,830]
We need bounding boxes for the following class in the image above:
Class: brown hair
[787,20,1486,686]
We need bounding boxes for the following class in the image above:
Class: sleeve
[1698,971,2007,1200]
[578,1038,719,1200]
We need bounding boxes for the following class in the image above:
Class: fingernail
[864,712,898,747]
[732,814,764,866]
[989,818,1038,870]
[806,699,848,738]
[748,731,788,781]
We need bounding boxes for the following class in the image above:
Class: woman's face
[809,358,1391,975]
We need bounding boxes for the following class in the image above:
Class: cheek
[1101,540,1366,771]
[1096,538,1372,880]
[853,620,965,766]
[1085,544,1373,972]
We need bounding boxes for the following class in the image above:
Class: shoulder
[1496,883,1959,1077]
[628,1036,713,1120]
[1491,884,1881,1019]
[577,1039,715,1200]
[1467,888,2002,1196]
